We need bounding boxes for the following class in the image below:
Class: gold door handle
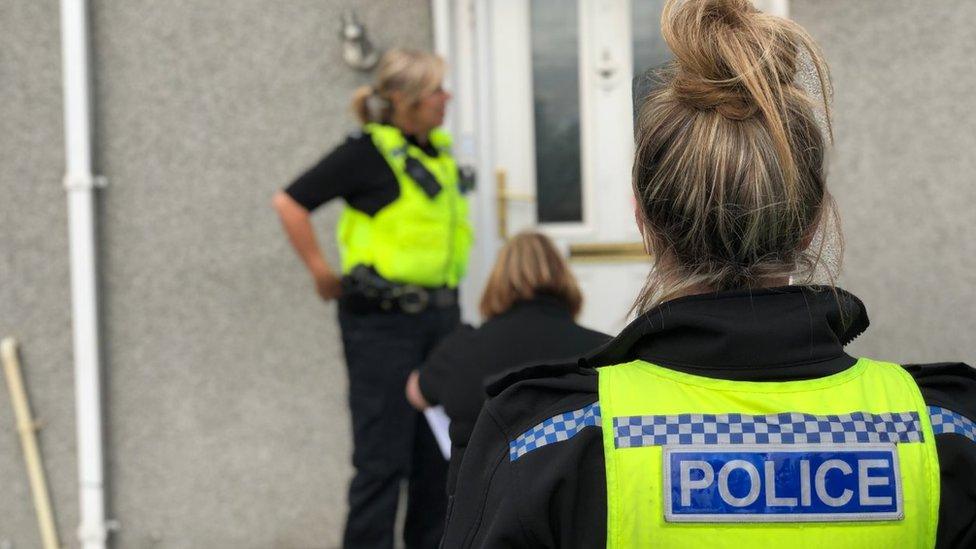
[495,168,535,240]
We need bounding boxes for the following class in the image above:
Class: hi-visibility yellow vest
[336,123,473,288]
[598,358,940,548]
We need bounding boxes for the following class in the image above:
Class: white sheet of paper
[424,405,452,460]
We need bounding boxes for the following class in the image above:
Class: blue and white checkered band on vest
[612,411,924,448]
[506,405,976,460]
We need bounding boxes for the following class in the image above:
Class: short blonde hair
[351,48,445,124]
[479,232,583,319]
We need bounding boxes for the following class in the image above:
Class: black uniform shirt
[284,131,439,215]
[442,286,976,548]
[416,295,609,491]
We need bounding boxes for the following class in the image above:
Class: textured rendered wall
[792,1,976,364]
[0,1,78,547]
[1,1,431,547]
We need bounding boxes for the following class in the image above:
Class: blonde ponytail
[350,85,373,124]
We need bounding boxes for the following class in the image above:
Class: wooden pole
[2,338,61,549]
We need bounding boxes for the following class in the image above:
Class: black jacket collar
[488,286,870,396]
[584,286,869,381]
[502,294,574,318]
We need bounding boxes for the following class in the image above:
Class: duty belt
[342,266,458,314]
[384,284,458,313]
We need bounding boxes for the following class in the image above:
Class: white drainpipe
[60,1,108,548]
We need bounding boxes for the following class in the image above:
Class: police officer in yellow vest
[273,49,471,549]
[442,1,976,547]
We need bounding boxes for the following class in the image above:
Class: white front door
[483,0,672,335]
[448,0,789,332]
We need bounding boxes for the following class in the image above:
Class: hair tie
[365,89,391,121]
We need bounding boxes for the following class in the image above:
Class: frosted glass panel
[530,0,582,223]
[632,0,671,114]
[632,0,670,77]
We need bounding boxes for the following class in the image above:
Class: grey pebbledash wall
[792,1,976,363]
[1,1,431,547]
[1,1,77,546]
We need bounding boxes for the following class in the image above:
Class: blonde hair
[632,0,838,313]
[351,48,445,124]
[480,232,583,320]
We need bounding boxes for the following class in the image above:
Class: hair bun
[670,72,759,120]
[661,0,799,120]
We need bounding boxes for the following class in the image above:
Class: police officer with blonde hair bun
[273,48,471,548]
[442,1,976,547]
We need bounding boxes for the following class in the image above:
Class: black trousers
[338,302,459,549]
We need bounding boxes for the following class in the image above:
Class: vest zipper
[404,133,458,288]
[442,164,457,287]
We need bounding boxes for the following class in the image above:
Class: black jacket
[442,286,976,548]
[418,295,609,491]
